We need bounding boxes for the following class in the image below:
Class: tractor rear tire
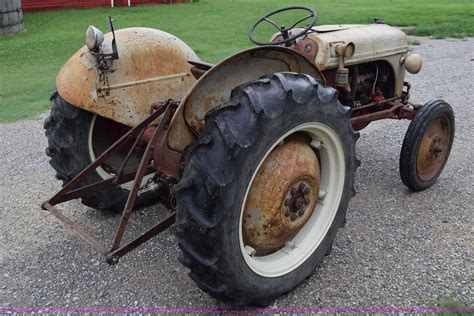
[399,100,455,191]
[44,92,160,211]
[174,73,359,306]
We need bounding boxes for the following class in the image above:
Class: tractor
[42,6,455,306]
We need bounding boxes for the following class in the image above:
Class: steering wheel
[248,6,317,46]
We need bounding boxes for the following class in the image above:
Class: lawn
[0,0,472,122]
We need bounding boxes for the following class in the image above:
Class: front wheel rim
[239,122,346,277]
[416,114,453,182]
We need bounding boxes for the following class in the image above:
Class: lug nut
[304,187,310,194]
[285,209,291,217]
[304,196,311,205]
[290,214,297,221]
[295,197,304,209]
[298,183,305,190]
[284,198,291,206]
[298,210,304,216]
[291,188,297,195]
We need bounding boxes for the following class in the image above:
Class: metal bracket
[41,100,179,264]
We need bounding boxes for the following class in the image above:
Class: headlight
[85,25,104,50]
[401,54,422,74]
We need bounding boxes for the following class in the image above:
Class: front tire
[399,100,455,191]
[44,92,161,211]
[174,73,359,306]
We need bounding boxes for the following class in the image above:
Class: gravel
[0,37,472,308]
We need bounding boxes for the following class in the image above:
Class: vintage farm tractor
[42,6,455,305]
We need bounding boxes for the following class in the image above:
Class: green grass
[0,0,473,122]
[408,38,421,45]
[434,298,473,316]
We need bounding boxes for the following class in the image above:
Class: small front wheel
[399,100,455,191]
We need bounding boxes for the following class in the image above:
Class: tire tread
[174,73,359,305]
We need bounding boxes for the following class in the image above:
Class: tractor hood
[305,24,409,70]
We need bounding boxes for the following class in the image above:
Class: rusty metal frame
[41,78,417,264]
[350,97,417,127]
[41,100,178,265]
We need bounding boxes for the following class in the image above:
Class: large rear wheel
[44,92,161,211]
[174,73,359,306]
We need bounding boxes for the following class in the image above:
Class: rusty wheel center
[428,136,443,159]
[282,180,315,224]
[242,140,320,256]
[416,115,452,182]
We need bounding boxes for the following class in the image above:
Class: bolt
[298,210,304,216]
[285,241,296,249]
[319,190,327,200]
[298,183,305,191]
[290,214,298,221]
[295,197,304,209]
[304,196,311,205]
[304,187,310,194]
[311,138,322,149]
[245,245,256,257]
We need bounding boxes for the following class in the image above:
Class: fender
[56,27,199,127]
[167,46,325,152]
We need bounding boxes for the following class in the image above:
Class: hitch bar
[41,100,179,264]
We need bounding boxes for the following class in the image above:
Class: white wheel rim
[239,123,346,277]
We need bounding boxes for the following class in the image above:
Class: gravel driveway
[0,37,472,309]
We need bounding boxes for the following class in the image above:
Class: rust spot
[56,27,199,128]
[416,115,452,181]
[167,46,324,152]
[242,140,320,256]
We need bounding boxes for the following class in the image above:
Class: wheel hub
[428,136,443,160]
[416,115,452,182]
[242,140,320,256]
[282,180,313,223]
